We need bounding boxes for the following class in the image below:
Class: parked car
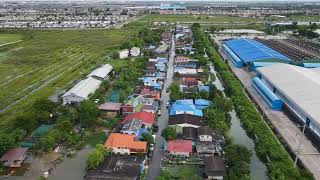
[150,144,155,151]
[153,124,159,133]
[157,110,161,116]
[166,102,171,108]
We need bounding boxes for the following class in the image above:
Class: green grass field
[0,33,23,46]
[0,21,146,126]
[142,14,262,24]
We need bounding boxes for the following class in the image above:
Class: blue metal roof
[170,99,203,117]
[303,63,320,68]
[224,38,291,63]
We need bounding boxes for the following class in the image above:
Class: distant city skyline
[4,0,320,2]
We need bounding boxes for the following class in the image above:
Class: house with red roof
[121,112,155,128]
[105,133,147,155]
[139,88,161,100]
[168,140,193,157]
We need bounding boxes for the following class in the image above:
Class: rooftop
[105,133,147,151]
[224,38,291,63]
[0,148,28,161]
[87,64,112,79]
[98,102,122,111]
[62,77,102,99]
[168,140,193,153]
[257,64,320,127]
[203,156,226,177]
[169,114,204,126]
[122,112,155,125]
[85,155,144,180]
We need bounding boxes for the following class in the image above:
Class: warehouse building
[255,63,320,142]
[62,77,102,105]
[223,38,291,68]
[87,64,113,81]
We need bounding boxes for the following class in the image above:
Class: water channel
[210,63,268,180]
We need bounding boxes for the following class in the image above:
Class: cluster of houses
[85,30,172,180]
[174,26,210,94]
[161,26,226,180]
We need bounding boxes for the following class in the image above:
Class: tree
[86,144,110,171]
[78,101,99,127]
[0,132,15,155]
[157,170,173,180]
[142,132,154,146]
[33,98,57,113]
[169,82,182,101]
[161,127,177,140]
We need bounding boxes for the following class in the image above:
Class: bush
[86,144,110,171]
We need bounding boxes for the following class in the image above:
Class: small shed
[98,102,122,118]
[204,156,226,180]
[0,148,29,167]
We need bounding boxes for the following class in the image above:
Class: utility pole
[294,123,306,167]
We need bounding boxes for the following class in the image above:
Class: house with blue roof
[170,99,203,117]
[143,77,162,90]
[195,99,211,110]
[157,57,168,64]
[155,62,166,72]
[198,85,210,92]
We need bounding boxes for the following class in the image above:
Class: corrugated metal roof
[224,38,291,63]
[63,77,102,99]
[257,64,320,126]
[87,64,112,79]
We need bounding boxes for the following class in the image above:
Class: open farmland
[0,33,23,46]
[0,22,146,126]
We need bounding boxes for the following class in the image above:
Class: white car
[150,144,155,151]
[157,110,161,116]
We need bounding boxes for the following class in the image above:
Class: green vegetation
[0,33,23,45]
[161,127,177,140]
[85,131,107,147]
[193,22,314,179]
[0,21,147,126]
[156,170,173,180]
[86,144,110,171]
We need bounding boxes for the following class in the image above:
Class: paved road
[213,37,320,179]
[147,34,175,180]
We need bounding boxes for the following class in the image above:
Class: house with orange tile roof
[104,133,147,155]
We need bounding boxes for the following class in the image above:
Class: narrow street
[147,34,175,180]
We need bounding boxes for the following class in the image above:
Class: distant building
[62,77,102,105]
[119,49,129,59]
[197,126,214,142]
[160,3,186,10]
[130,47,140,57]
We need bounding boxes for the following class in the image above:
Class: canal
[210,63,268,180]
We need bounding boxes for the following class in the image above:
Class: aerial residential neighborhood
[0,0,320,180]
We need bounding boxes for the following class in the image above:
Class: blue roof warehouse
[223,38,291,68]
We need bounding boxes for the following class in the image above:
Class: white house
[62,77,102,105]
[130,47,140,57]
[119,49,129,59]
[87,64,113,81]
